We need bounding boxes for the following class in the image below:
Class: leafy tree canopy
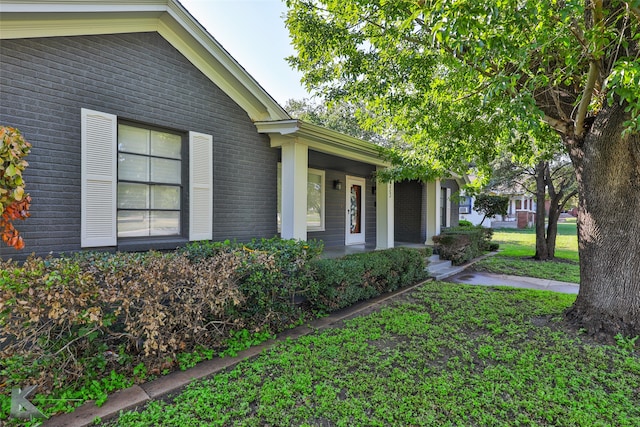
[285,0,639,181]
[285,98,389,144]
[473,194,509,225]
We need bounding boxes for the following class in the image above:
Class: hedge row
[307,247,431,311]
[0,239,429,413]
[432,226,497,265]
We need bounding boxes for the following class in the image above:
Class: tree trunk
[545,206,560,259]
[534,161,550,260]
[565,103,640,339]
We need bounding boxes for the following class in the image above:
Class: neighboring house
[504,193,536,228]
[0,0,462,259]
[458,195,492,227]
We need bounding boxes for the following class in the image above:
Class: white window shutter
[189,131,213,241]
[81,108,117,247]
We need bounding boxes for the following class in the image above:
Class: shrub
[433,226,495,265]
[0,126,32,250]
[0,251,247,402]
[0,239,430,418]
[458,219,474,227]
[183,237,324,330]
[306,248,428,311]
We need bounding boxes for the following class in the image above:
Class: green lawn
[105,283,640,427]
[473,222,581,283]
[492,222,579,261]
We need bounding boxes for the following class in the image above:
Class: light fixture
[333,179,342,190]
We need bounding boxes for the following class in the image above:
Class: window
[277,164,325,231]
[81,108,213,248]
[117,124,183,237]
[459,196,471,214]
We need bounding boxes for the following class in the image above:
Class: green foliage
[285,0,639,177]
[475,256,580,284]
[108,283,640,427]
[458,219,474,227]
[473,194,509,223]
[218,329,275,358]
[184,237,324,330]
[433,226,495,265]
[615,334,639,353]
[284,98,386,143]
[306,247,428,311]
[1,239,430,421]
[605,59,640,135]
[473,223,580,283]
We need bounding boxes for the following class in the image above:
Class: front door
[346,176,366,245]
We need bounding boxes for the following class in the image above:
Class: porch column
[445,187,451,227]
[423,180,439,244]
[375,168,394,250]
[280,141,308,241]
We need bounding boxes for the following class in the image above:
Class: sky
[178,0,311,106]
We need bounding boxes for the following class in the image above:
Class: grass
[104,283,640,427]
[473,222,581,283]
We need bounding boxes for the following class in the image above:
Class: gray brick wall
[0,32,278,259]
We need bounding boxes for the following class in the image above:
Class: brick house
[0,0,462,259]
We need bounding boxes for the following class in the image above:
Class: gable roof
[0,0,290,121]
[0,0,409,168]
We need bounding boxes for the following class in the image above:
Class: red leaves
[1,195,31,250]
[1,125,32,250]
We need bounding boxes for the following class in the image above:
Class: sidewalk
[41,268,578,426]
[448,271,579,294]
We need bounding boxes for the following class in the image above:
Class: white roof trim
[0,0,289,121]
[255,120,391,167]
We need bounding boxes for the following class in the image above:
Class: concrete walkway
[40,265,578,426]
[449,271,579,294]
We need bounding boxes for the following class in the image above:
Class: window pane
[151,131,182,159]
[150,211,180,236]
[119,153,149,181]
[307,172,322,228]
[118,183,149,209]
[117,211,149,237]
[151,158,181,184]
[151,186,180,210]
[118,125,149,154]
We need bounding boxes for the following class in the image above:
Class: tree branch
[542,115,571,134]
[575,61,599,138]
[575,0,604,137]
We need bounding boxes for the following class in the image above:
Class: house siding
[395,180,423,243]
[306,151,376,247]
[0,32,278,259]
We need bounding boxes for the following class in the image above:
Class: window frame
[277,163,326,232]
[116,121,188,240]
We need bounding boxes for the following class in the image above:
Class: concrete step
[428,258,451,271]
[426,255,466,281]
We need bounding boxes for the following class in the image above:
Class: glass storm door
[346,176,366,245]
